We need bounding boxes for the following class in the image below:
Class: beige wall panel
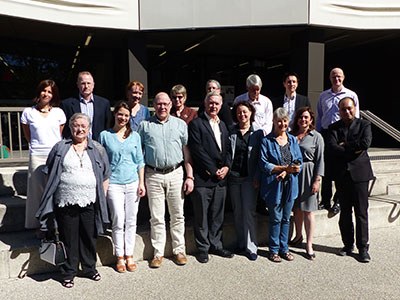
[140,0,309,30]
[0,0,139,29]
[310,0,400,29]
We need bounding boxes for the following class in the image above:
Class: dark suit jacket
[188,113,232,187]
[327,118,374,182]
[272,93,311,112]
[61,94,111,141]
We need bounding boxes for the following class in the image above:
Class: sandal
[116,256,126,273]
[305,252,316,260]
[288,235,303,247]
[91,272,101,281]
[269,253,282,263]
[61,279,74,288]
[281,252,294,261]
[125,255,137,272]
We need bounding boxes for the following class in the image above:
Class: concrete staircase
[1,148,400,279]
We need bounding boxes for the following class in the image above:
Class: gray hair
[204,90,223,103]
[246,74,262,89]
[273,107,289,121]
[206,79,221,91]
[69,113,91,130]
[170,84,187,98]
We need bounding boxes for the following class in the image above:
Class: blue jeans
[267,196,294,254]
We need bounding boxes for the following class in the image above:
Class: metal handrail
[360,110,400,143]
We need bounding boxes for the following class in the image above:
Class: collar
[205,112,220,124]
[330,86,345,95]
[151,114,170,124]
[284,92,296,101]
[79,94,94,103]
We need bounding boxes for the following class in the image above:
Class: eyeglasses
[172,95,184,100]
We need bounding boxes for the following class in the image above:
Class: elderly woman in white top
[21,79,66,234]
[36,113,110,288]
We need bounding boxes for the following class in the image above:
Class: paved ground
[0,226,399,300]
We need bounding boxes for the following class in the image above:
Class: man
[61,71,111,141]
[273,71,311,125]
[316,67,360,215]
[233,74,273,135]
[138,92,194,268]
[327,97,373,263]
[188,91,233,263]
[197,79,233,126]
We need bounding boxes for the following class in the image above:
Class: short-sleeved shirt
[20,106,66,156]
[138,115,187,169]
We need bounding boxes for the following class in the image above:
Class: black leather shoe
[210,249,234,258]
[338,246,354,256]
[328,202,340,218]
[196,253,209,263]
[359,250,371,263]
[246,252,258,261]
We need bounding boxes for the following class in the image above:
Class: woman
[290,107,324,260]
[36,113,110,288]
[260,107,302,263]
[99,101,146,273]
[21,79,66,233]
[170,84,197,124]
[126,80,150,131]
[228,101,263,261]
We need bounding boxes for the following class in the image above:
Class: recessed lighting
[184,43,200,52]
[85,34,92,46]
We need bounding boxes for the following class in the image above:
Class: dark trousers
[321,129,338,208]
[335,172,369,251]
[55,203,98,280]
[191,185,226,253]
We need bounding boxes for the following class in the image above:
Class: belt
[146,162,183,174]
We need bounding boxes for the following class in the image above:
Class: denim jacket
[260,132,302,206]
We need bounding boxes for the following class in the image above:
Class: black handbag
[39,224,67,266]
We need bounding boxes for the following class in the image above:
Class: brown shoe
[173,252,188,265]
[125,255,137,272]
[116,256,126,273]
[149,256,163,268]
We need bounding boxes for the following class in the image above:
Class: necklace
[73,144,86,168]
[35,105,52,113]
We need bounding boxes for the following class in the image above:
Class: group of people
[21,68,373,289]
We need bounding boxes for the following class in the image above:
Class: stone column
[127,33,148,106]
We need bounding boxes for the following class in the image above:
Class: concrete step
[370,160,400,174]
[387,183,400,196]
[0,196,399,279]
[0,195,26,233]
[0,166,27,197]
[370,172,400,196]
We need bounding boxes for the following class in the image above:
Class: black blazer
[327,118,374,182]
[61,94,111,141]
[188,113,232,187]
[272,93,311,112]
